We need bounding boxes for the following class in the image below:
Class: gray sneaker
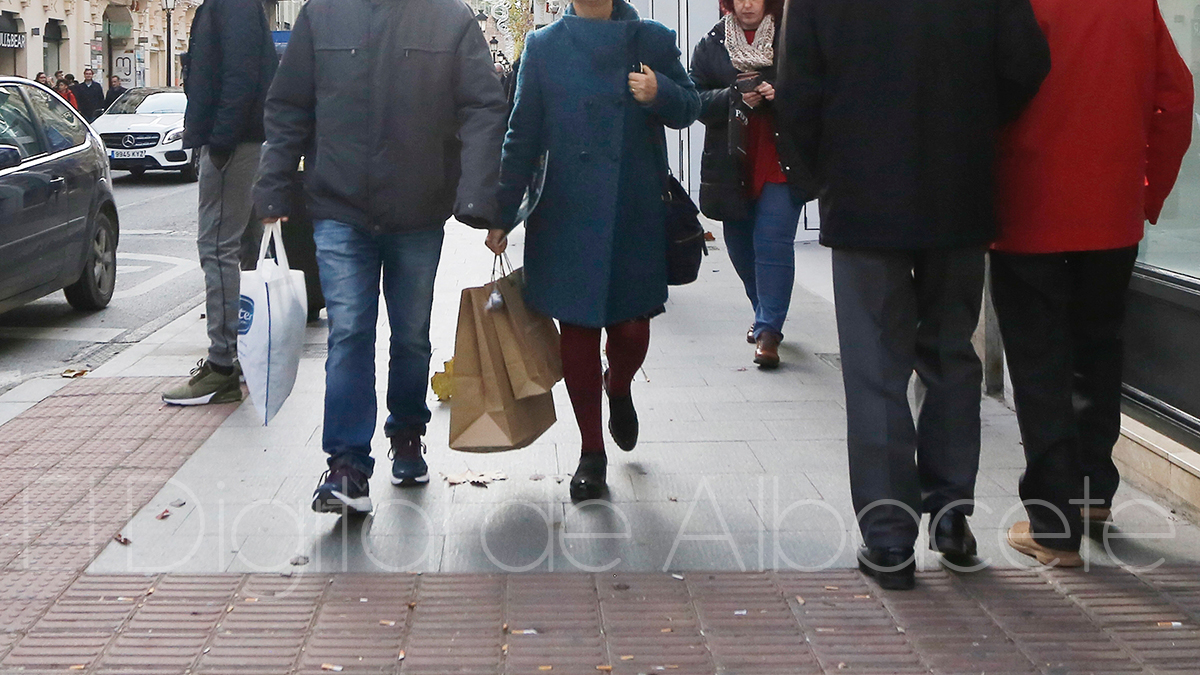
[162,359,243,406]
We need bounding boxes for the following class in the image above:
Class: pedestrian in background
[489,0,701,501]
[34,72,49,87]
[104,75,127,110]
[991,0,1193,568]
[71,68,105,121]
[162,0,278,406]
[690,0,806,369]
[256,0,507,515]
[52,71,64,87]
[777,0,1050,589]
[54,80,78,110]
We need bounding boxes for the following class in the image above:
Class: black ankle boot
[570,453,607,501]
[858,546,916,591]
[603,370,638,451]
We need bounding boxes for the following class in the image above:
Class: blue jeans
[313,220,445,476]
[722,183,803,339]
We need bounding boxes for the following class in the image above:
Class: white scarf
[724,13,775,72]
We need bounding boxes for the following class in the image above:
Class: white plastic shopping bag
[237,222,307,424]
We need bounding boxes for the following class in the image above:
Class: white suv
[91,87,197,181]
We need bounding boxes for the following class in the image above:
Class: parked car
[0,77,119,314]
[91,87,197,181]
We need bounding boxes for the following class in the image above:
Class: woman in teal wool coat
[488,0,700,500]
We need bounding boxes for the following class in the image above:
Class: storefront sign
[0,31,25,49]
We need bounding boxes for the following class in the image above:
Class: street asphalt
[0,170,206,395]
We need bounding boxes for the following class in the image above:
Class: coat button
[467,203,474,209]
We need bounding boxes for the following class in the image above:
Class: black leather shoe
[929,511,978,563]
[569,453,607,501]
[603,370,638,452]
[858,547,916,590]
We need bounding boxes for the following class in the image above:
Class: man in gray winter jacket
[254,0,507,515]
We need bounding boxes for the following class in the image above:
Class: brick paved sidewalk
[5,564,1200,673]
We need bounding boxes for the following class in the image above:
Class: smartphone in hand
[735,71,764,93]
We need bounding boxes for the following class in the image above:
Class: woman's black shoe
[569,453,608,501]
[603,370,639,451]
[858,546,916,590]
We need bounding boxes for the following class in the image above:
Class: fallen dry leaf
[289,555,310,566]
[431,359,454,401]
[156,509,171,520]
[113,533,131,546]
[443,470,507,487]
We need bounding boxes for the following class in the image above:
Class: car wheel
[181,152,199,182]
[128,167,145,177]
[64,210,118,311]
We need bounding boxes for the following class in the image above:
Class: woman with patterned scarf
[690,0,809,369]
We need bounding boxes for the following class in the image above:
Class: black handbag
[661,172,707,286]
[636,23,708,286]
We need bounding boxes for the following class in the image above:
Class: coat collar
[565,0,640,22]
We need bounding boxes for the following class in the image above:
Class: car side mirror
[0,145,21,171]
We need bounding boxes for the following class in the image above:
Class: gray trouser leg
[913,249,985,518]
[197,142,260,368]
[832,247,985,549]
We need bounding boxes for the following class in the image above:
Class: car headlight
[163,128,184,144]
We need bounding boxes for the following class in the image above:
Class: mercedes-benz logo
[122,135,136,149]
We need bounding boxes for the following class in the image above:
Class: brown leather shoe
[754,332,782,369]
[1007,521,1083,567]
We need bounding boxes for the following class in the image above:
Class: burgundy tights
[559,319,651,454]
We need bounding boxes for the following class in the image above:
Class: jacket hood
[565,0,639,21]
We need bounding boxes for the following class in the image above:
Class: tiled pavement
[3,221,1200,672]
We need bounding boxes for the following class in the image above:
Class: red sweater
[744,29,787,200]
[993,0,1193,254]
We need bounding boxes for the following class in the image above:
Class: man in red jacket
[992,0,1193,567]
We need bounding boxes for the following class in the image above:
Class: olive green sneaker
[162,359,243,406]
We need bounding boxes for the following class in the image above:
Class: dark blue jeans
[313,220,444,476]
[722,182,803,339]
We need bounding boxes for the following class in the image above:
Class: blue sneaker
[312,462,372,514]
[389,434,429,486]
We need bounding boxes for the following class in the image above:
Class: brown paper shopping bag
[449,284,556,452]
[493,268,563,399]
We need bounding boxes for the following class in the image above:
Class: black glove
[208,146,232,171]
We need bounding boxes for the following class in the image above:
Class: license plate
[110,149,145,159]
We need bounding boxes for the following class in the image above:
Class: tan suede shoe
[1007,521,1083,567]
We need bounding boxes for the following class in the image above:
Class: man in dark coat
[103,75,127,110]
[163,0,278,408]
[254,0,507,515]
[777,0,1051,589]
[71,69,106,121]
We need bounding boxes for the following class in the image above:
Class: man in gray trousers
[163,0,278,405]
[777,0,1050,589]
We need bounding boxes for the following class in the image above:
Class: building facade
[0,0,194,89]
